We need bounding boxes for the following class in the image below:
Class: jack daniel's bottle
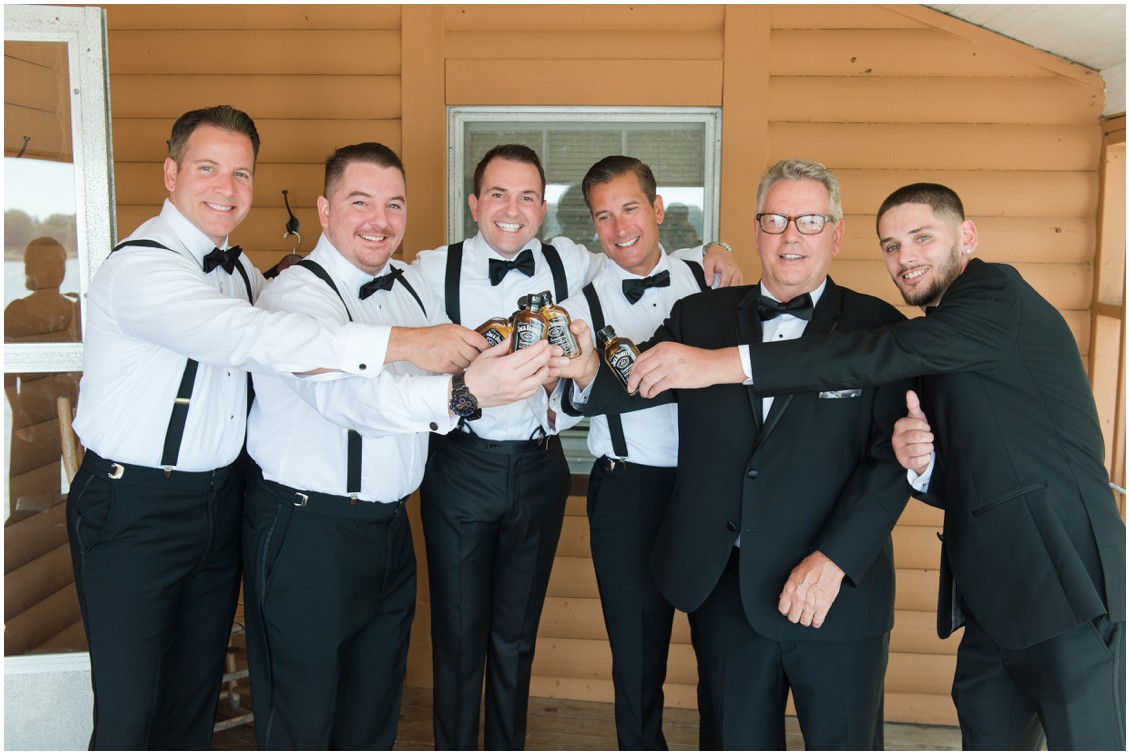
[537,290,581,358]
[510,293,547,352]
[476,317,512,347]
[596,325,640,395]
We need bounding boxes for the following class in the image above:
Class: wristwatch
[449,374,482,420]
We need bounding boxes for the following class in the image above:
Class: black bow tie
[488,249,535,286]
[359,266,404,300]
[757,292,814,321]
[203,246,241,274]
[622,270,672,304]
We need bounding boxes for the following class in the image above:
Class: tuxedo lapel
[736,286,764,432]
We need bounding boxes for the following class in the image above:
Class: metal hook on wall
[16,136,31,158]
[282,189,301,252]
[265,189,304,278]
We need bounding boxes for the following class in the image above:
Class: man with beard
[622,182,1126,751]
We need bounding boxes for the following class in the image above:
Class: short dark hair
[876,183,965,233]
[168,105,260,165]
[323,142,406,198]
[581,155,657,210]
[472,144,546,197]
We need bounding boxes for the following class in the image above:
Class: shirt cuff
[907,452,936,492]
[422,374,461,434]
[571,378,595,406]
[738,344,754,385]
[340,322,390,377]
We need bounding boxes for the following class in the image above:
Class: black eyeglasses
[755,213,835,235]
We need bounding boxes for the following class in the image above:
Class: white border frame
[447,106,722,245]
[4,4,115,373]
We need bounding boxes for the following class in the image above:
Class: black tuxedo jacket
[579,279,911,642]
[745,259,1126,649]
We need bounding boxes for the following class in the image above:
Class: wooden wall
[92,3,1111,728]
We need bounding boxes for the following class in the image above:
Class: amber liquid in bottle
[476,317,512,347]
[596,325,640,395]
[510,293,547,352]
[537,290,581,358]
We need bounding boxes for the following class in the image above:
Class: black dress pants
[420,431,571,750]
[241,475,416,750]
[690,548,888,751]
[587,458,677,750]
[66,451,243,750]
[952,610,1125,750]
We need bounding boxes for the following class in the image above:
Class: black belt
[444,430,560,454]
[595,455,676,476]
[260,477,406,515]
[82,449,234,488]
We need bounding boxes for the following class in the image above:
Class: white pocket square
[818,388,863,399]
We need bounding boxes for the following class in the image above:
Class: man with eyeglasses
[619,180,1126,750]
[561,158,910,749]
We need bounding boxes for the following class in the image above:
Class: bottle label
[513,319,545,349]
[482,327,507,347]
[609,346,635,384]
[546,316,579,356]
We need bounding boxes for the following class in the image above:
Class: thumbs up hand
[892,390,934,475]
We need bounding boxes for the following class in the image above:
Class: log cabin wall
[93,3,1110,727]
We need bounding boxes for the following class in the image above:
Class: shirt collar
[159,199,228,265]
[468,230,542,262]
[607,246,671,283]
[309,233,395,295]
[757,277,828,307]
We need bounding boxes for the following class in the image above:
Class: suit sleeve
[750,264,1018,395]
[562,298,683,417]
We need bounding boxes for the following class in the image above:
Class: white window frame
[4,4,115,375]
[447,106,722,244]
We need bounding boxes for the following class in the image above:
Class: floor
[212,685,963,750]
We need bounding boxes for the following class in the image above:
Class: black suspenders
[685,259,710,293]
[444,241,568,325]
[110,239,254,473]
[294,259,363,497]
[580,261,709,461]
[541,243,569,303]
[295,258,427,498]
[444,241,465,325]
[581,283,630,460]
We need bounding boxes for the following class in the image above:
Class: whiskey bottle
[596,325,640,395]
[537,290,581,358]
[510,293,547,352]
[476,317,512,348]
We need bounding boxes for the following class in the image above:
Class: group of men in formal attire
[65,104,1123,751]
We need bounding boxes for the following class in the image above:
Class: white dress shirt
[74,200,394,471]
[734,279,827,547]
[248,234,459,502]
[558,253,704,467]
[738,279,828,404]
[413,232,706,442]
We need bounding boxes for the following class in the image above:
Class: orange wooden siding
[89,3,1115,728]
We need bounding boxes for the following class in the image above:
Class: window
[4,5,114,660]
[449,106,721,249]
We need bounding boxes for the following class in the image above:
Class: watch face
[451,393,478,417]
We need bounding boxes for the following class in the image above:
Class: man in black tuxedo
[562,159,911,749]
[625,182,1126,750]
